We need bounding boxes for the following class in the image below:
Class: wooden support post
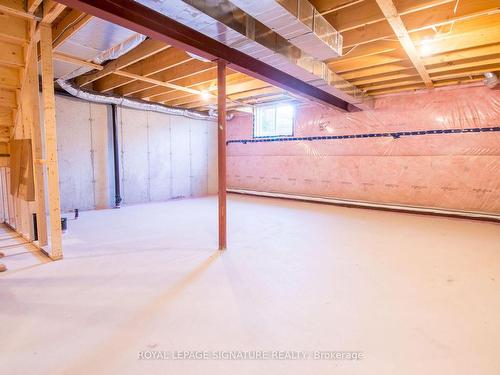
[27,39,48,246]
[217,60,227,251]
[39,23,63,260]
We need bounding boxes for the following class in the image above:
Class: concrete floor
[1,194,499,375]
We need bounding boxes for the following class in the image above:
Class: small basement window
[253,104,295,138]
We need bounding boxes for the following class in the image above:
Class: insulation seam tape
[226,126,500,145]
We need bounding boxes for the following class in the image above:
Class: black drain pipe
[111,104,122,208]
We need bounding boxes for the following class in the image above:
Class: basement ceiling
[0,0,499,119]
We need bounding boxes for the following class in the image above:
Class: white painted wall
[55,95,217,212]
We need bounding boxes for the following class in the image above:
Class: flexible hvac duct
[93,34,147,64]
[57,79,233,121]
[60,31,146,80]
[484,72,499,89]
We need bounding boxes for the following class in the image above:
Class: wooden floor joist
[0,0,491,109]
[75,39,170,87]
[374,0,433,88]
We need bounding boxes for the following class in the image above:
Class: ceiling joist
[375,0,433,88]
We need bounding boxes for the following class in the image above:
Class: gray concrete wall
[55,95,217,212]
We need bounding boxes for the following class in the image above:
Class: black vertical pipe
[111,104,122,208]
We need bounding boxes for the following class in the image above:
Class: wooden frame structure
[0,0,66,260]
[39,23,63,259]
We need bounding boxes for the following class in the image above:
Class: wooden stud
[217,60,227,251]
[39,23,62,259]
[27,37,48,246]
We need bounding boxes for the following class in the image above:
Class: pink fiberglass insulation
[226,85,500,214]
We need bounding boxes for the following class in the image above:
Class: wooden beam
[423,43,500,65]
[330,51,407,73]
[42,0,66,24]
[402,0,500,33]
[320,0,483,37]
[428,56,500,75]
[362,77,424,91]
[92,48,188,93]
[28,0,44,13]
[433,76,485,87]
[113,70,207,95]
[116,58,212,97]
[342,0,499,48]
[75,38,169,87]
[26,40,48,246]
[0,1,38,20]
[340,61,414,80]
[39,23,62,259]
[413,22,500,57]
[217,59,226,251]
[318,0,365,16]
[52,51,102,70]
[185,88,290,110]
[327,40,400,64]
[147,69,238,103]
[429,63,500,80]
[350,68,418,85]
[375,0,433,88]
[164,76,267,107]
[368,82,426,96]
[52,9,92,48]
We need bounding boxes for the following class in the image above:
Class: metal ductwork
[57,79,233,121]
[136,0,371,109]
[484,72,499,89]
[227,0,342,61]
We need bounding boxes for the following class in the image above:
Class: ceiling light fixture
[419,37,433,57]
[200,90,211,100]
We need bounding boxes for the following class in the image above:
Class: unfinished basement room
[0,0,499,374]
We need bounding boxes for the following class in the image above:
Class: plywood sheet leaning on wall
[9,139,35,201]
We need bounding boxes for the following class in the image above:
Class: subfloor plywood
[1,195,499,375]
